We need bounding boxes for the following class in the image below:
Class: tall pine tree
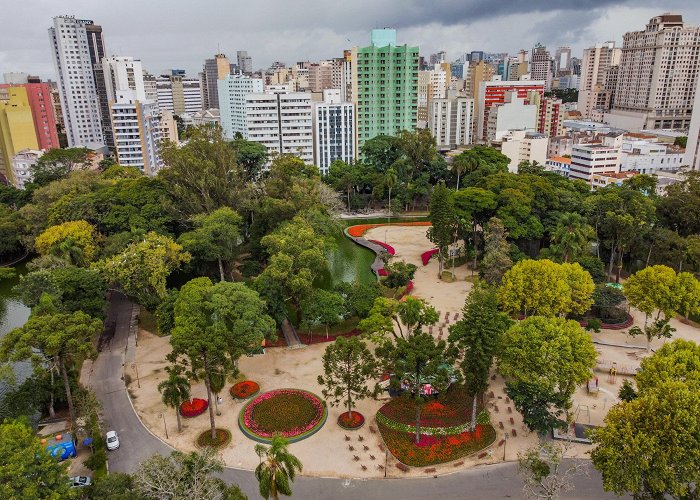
[427,181,457,278]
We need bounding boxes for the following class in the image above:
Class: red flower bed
[421,249,439,266]
[398,281,414,299]
[180,398,208,418]
[230,381,260,399]
[378,423,496,466]
[378,386,470,428]
[346,222,432,238]
[338,411,365,429]
[369,240,396,255]
[377,268,389,277]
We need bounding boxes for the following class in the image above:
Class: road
[90,292,624,499]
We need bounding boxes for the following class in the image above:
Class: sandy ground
[128,225,700,477]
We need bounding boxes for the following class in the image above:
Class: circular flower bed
[180,398,208,418]
[230,381,260,400]
[239,389,327,443]
[195,428,231,449]
[338,411,365,430]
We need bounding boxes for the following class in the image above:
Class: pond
[316,216,428,290]
[0,261,31,417]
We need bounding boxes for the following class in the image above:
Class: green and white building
[352,29,419,154]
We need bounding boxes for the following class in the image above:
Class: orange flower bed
[347,222,432,238]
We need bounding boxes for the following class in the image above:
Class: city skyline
[1,1,699,78]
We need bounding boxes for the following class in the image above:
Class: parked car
[70,476,92,488]
[106,430,120,450]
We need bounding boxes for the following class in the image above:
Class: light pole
[503,432,508,461]
[159,412,168,439]
[131,363,140,388]
[384,449,388,478]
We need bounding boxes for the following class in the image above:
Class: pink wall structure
[0,83,60,150]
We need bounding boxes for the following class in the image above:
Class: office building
[620,136,685,174]
[237,51,253,74]
[246,90,313,165]
[0,82,59,150]
[0,87,40,185]
[606,13,700,130]
[218,73,264,139]
[201,54,231,110]
[428,90,474,149]
[48,16,106,148]
[312,89,354,174]
[477,80,545,142]
[156,75,203,115]
[577,42,621,119]
[569,141,622,183]
[530,44,553,90]
[499,130,548,172]
[352,29,419,152]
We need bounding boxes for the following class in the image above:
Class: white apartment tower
[577,42,621,119]
[312,89,354,174]
[49,16,105,148]
[429,90,474,149]
[102,56,146,102]
[246,91,313,165]
[606,13,700,130]
[218,73,264,139]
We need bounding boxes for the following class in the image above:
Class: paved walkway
[281,318,302,347]
[88,293,625,499]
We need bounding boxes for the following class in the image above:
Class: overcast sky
[1,1,698,79]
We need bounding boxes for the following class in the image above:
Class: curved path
[88,293,625,499]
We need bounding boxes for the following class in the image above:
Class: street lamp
[159,412,168,439]
[131,363,140,388]
[503,432,508,461]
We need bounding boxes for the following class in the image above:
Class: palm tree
[157,365,191,433]
[254,436,303,500]
[50,237,85,266]
[550,213,593,263]
[452,152,480,190]
[384,168,398,217]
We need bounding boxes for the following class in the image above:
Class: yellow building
[0,86,39,185]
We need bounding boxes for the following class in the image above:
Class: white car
[70,476,92,488]
[106,430,120,450]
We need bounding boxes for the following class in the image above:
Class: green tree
[170,278,275,439]
[254,436,303,500]
[618,380,637,402]
[657,171,700,236]
[427,181,457,278]
[155,288,179,336]
[499,259,594,317]
[133,448,246,500]
[34,220,99,266]
[376,331,457,443]
[97,232,191,309]
[590,381,700,499]
[384,260,417,289]
[0,419,73,499]
[506,381,568,435]
[623,265,678,324]
[359,296,439,342]
[498,316,596,412]
[453,187,498,272]
[480,217,513,285]
[550,212,593,263]
[318,336,376,420]
[30,147,92,187]
[88,473,145,500]
[449,282,512,428]
[0,204,25,259]
[629,318,675,352]
[674,271,700,319]
[232,136,269,182]
[300,289,345,340]
[334,280,382,319]
[178,207,243,282]
[0,295,101,423]
[384,167,398,214]
[518,441,585,500]
[636,338,700,392]
[451,151,480,190]
[159,125,245,217]
[157,364,191,433]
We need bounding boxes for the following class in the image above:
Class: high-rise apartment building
[352,29,419,152]
[417,66,448,127]
[246,91,313,165]
[476,80,545,142]
[102,56,146,102]
[49,16,106,148]
[331,52,353,102]
[309,61,334,93]
[0,87,40,185]
[684,74,700,170]
[0,82,60,150]
[237,51,253,74]
[428,90,474,149]
[312,89,354,174]
[530,44,553,90]
[218,73,264,139]
[201,53,231,110]
[528,92,564,137]
[485,92,538,142]
[156,75,203,115]
[554,46,572,76]
[606,13,700,130]
[577,42,621,119]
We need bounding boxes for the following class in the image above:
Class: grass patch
[138,307,160,336]
[196,428,231,449]
[441,271,455,282]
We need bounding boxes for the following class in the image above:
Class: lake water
[0,262,31,417]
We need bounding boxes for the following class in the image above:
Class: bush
[385,261,417,288]
[85,434,107,473]
[155,289,178,335]
[240,259,262,278]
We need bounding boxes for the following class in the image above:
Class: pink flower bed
[377,268,389,277]
[398,281,414,299]
[421,249,439,266]
[369,240,396,255]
